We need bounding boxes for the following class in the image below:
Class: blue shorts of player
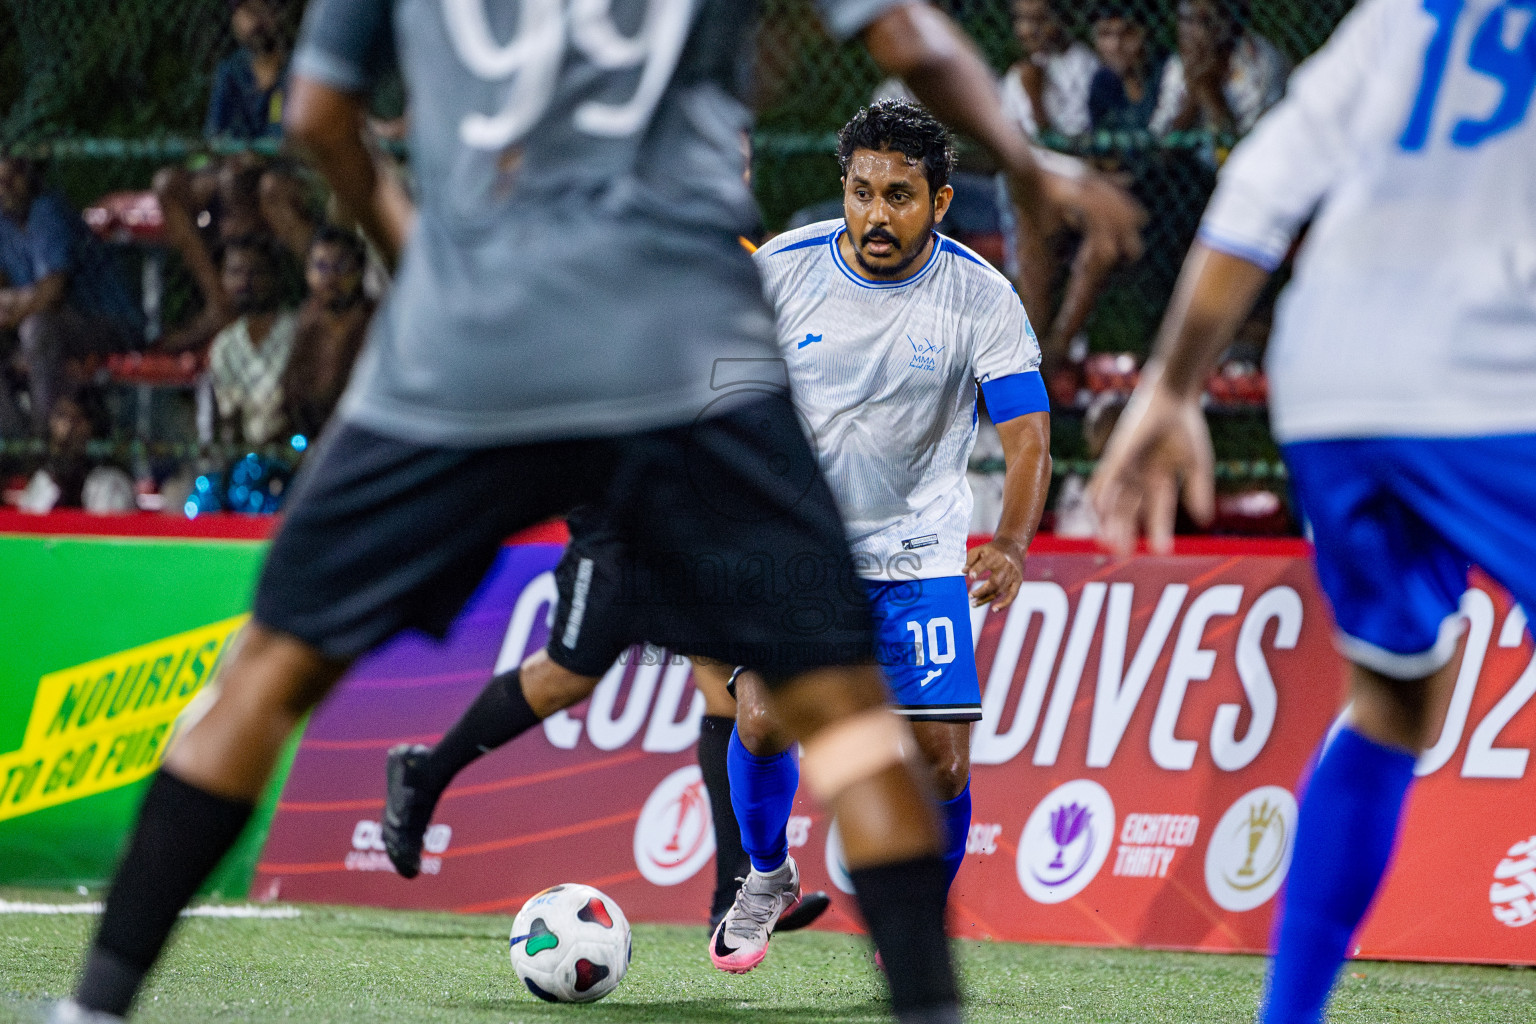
[1284,433,1536,680]
[867,575,982,722]
[728,575,979,887]
[1266,433,1536,1024]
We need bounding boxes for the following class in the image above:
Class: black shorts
[254,395,874,686]
[544,504,646,678]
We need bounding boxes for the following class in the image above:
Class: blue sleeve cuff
[1196,227,1286,273]
[291,46,373,94]
[980,371,1049,423]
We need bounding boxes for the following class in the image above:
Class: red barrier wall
[246,537,1536,963]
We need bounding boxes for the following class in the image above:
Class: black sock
[698,714,748,916]
[849,855,959,1021]
[414,668,539,797]
[77,771,253,1017]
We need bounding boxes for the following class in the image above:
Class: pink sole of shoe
[708,897,803,974]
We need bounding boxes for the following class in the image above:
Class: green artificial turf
[2,889,1533,1023]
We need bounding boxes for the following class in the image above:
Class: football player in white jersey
[1089,2,1536,1022]
[709,100,1053,973]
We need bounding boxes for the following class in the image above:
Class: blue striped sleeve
[980,371,1049,423]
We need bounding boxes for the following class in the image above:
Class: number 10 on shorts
[905,617,957,667]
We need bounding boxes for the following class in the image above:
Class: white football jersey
[755,219,1043,580]
[1200,0,1536,443]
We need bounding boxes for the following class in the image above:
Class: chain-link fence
[2,0,1351,338]
[0,0,1354,523]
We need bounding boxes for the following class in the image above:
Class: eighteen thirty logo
[1204,785,1297,912]
[1016,779,1115,904]
[633,765,715,886]
[1490,835,1536,927]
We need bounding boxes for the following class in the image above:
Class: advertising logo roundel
[1490,834,1536,928]
[633,765,716,886]
[1016,780,1115,904]
[1205,785,1297,912]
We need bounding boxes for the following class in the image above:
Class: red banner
[253,538,1536,964]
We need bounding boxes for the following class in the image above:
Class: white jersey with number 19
[1200,0,1536,444]
[754,219,1047,582]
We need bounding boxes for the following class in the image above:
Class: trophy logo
[1048,802,1092,872]
[1236,800,1280,879]
[1017,781,1115,905]
[1205,786,1297,912]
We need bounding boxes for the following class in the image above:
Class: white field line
[0,900,300,919]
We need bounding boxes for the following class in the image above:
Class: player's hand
[965,536,1026,609]
[1088,379,1215,558]
[1043,171,1146,266]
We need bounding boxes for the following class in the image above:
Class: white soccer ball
[508,883,631,1003]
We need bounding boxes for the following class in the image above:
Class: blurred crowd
[1,0,1292,532]
[1,0,378,514]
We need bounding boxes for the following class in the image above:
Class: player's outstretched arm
[967,409,1050,610]
[859,2,1144,310]
[861,4,1039,205]
[1088,244,1269,558]
[286,76,415,269]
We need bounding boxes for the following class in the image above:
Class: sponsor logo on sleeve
[1016,779,1115,904]
[1204,785,1297,912]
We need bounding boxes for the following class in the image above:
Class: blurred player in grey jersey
[55,1,1140,1022]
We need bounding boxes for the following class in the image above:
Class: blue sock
[939,781,972,894]
[727,727,798,874]
[1262,726,1416,1024]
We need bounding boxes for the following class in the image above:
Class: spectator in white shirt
[209,236,298,446]
[1002,0,1099,140]
[1150,0,1290,140]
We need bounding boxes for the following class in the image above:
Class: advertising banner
[0,526,290,895]
[252,538,1536,964]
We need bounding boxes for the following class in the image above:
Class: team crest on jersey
[908,335,944,371]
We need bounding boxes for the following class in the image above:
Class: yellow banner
[0,615,247,822]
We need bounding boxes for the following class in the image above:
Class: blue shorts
[866,576,982,722]
[1285,434,1536,679]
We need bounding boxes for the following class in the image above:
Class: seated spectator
[1002,0,1099,140]
[995,149,1142,394]
[281,226,374,441]
[155,0,315,351]
[209,236,298,446]
[1089,3,1167,133]
[1150,0,1290,141]
[0,156,144,436]
[16,391,132,513]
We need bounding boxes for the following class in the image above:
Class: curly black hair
[837,100,957,200]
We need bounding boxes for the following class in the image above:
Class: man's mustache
[861,229,900,250]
